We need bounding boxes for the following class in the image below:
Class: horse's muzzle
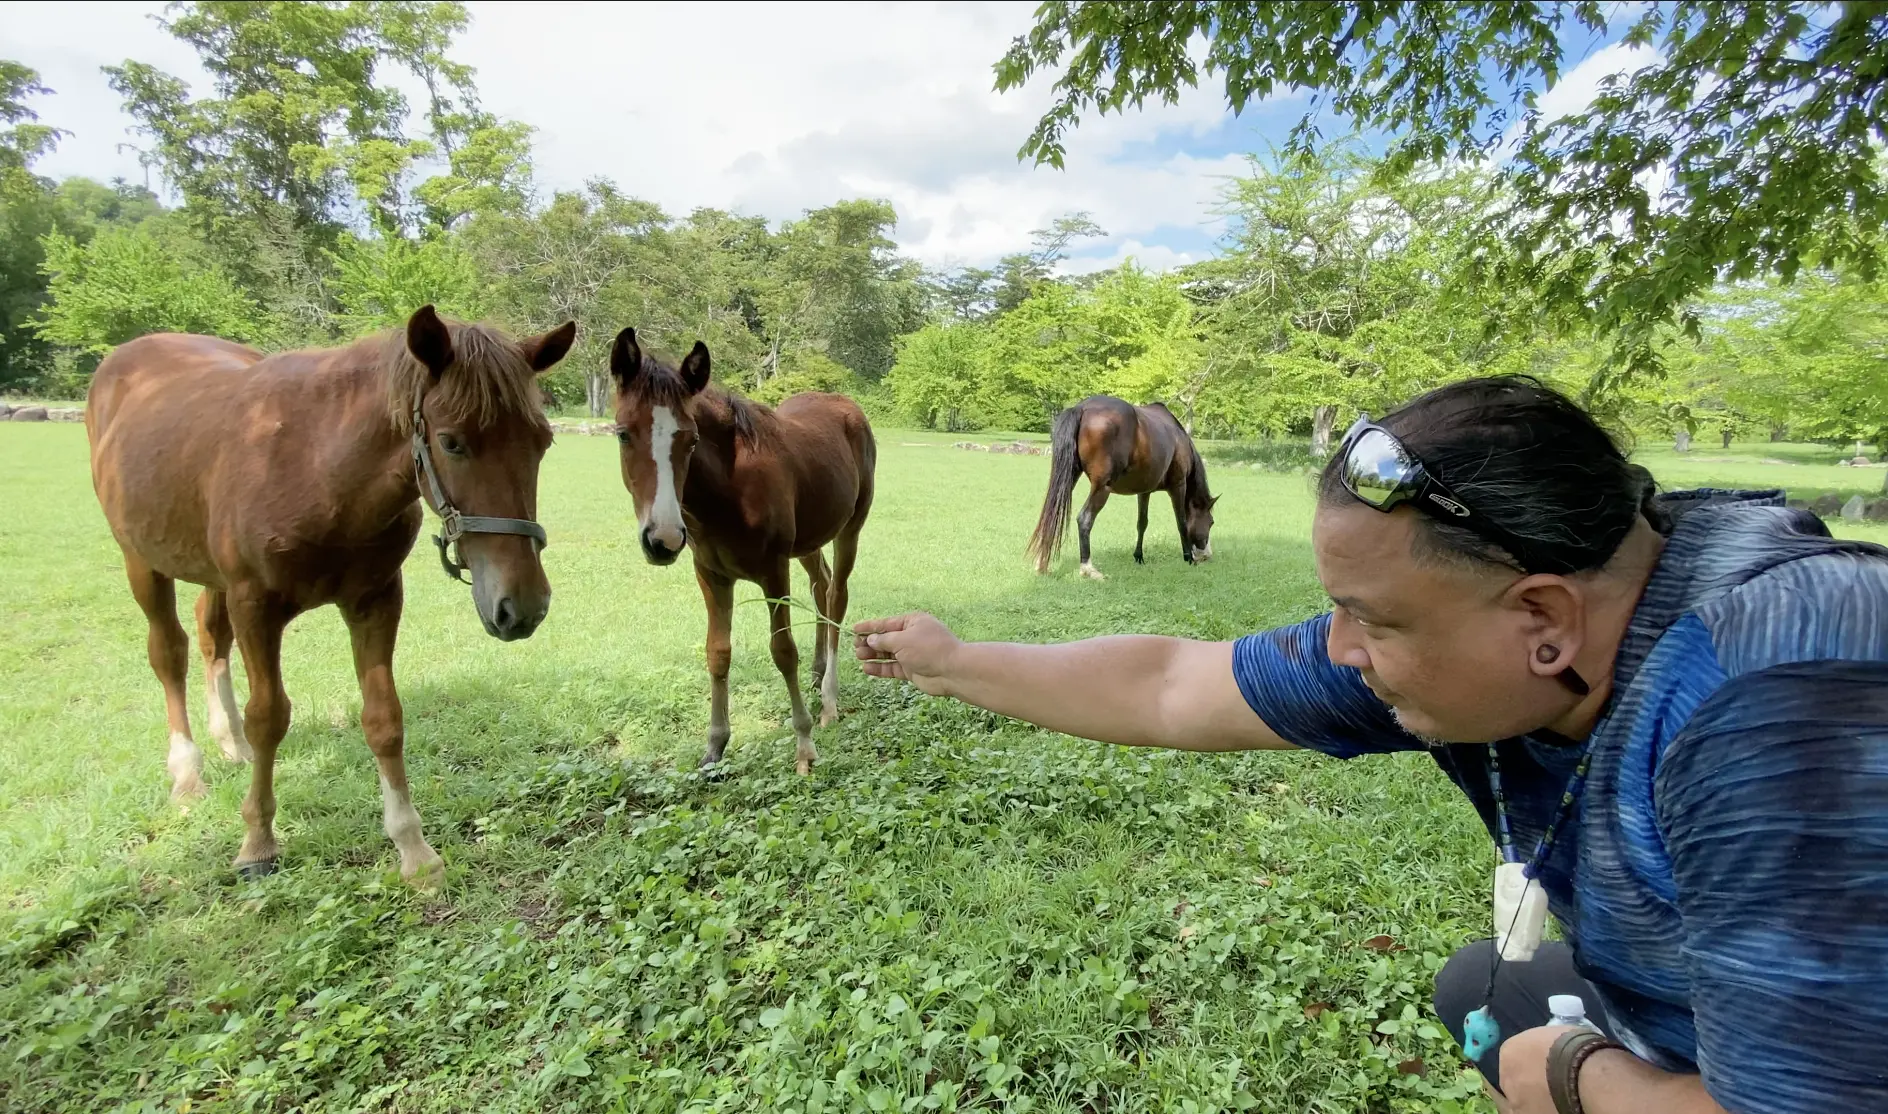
[485,595,547,642]
[640,526,685,566]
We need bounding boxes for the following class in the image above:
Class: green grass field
[3,423,1883,1114]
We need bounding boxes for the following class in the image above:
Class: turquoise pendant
[1462,1006,1501,1063]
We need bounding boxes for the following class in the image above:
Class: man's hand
[1494,1025,1723,1114]
[853,612,962,697]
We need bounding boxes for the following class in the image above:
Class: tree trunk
[588,370,607,417]
[1721,428,1733,449]
[1312,405,1338,457]
[1770,423,1788,443]
[1674,428,1691,453]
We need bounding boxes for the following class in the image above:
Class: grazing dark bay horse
[608,328,875,775]
[1027,394,1218,580]
[86,306,575,886]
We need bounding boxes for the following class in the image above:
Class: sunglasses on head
[1334,415,1541,573]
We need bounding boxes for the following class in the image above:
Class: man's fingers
[852,613,915,638]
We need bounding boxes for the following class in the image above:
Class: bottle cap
[1548,994,1585,1018]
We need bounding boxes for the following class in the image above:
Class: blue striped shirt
[1230,489,1888,1113]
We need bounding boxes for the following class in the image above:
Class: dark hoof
[236,859,278,881]
[1134,553,1145,565]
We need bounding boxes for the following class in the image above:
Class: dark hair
[1317,376,1667,575]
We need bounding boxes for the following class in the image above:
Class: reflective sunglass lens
[1342,428,1415,507]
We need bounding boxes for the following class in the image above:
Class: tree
[765,199,925,381]
[994,2,1888,387]
[886,321,988,430]
[106,1,490,236]
[972,280,1104,429]
[37,222,261,355]
[0,61,69,387]
[0,61,65,172]
[1706,273,1888,466]
[1085,263,1205,426]
[1185,142,1502,448]
[328,232,490,331]
[994,211,1105,313]
[469,182,649,414]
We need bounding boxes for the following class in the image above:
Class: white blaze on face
[643,405,687,549]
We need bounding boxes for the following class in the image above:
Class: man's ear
[1511,575,1587,685]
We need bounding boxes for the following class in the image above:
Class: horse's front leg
[1133,493,1151,565]
[229,587,291,878]
[1168,486,1193,564]
[1078,480,1112,580]
[697,566,735,767]
[342,579,442,890]
[761,563,818,774]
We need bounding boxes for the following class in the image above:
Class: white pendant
[1494,861,1549,961]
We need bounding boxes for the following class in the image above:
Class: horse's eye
[438,433,467,457]
[614,427,631,444]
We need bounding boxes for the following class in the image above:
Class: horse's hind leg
[1077,478,1113,581]
[761,562,818,775]
[1133,494,1151,565]
[124,552,203,801]
[342,581,442,889]
[798,552,838,726]
[195,589,251,763]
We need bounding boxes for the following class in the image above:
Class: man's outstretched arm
[852,612,1292,753]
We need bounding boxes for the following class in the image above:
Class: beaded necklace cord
[1461,737,1598,1062]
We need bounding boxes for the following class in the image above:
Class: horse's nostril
[494,596,518,632]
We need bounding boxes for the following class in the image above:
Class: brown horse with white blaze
[1027,394,1218,579]
[86,306,575,886]
[608,328,875,774]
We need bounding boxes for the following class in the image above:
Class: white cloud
[4,1,201,191]
[1061,239,1199,276]
[1534,40,1660,125]
[457,0,1241,266]
[4,0,1251,268]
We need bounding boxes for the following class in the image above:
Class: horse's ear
[407,305,453,378]
[609,328,643,385]
[521,320,577,374]
[679,341,711,395]
[1210,494,1221,508]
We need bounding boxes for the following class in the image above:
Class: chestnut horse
[86,306,575,886]
[1027,394,1217,580]
[607,328,875,774]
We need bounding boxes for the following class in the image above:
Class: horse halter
[410,394,548,583]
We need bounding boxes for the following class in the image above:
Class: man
[852,377,1888,1114]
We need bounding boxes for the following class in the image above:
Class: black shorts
[1433,938,1618,1093]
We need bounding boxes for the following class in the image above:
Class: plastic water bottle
[1547,994,1601,1032]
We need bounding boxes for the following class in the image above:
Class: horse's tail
[1027,403,1085,571]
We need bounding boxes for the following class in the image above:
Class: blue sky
[5,1,1649,274]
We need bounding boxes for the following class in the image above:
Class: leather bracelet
[1545,1029,1626,1114]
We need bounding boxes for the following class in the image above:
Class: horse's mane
[373,320,550,437]
[1183,436,1213,507]
[630,354,775,447]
